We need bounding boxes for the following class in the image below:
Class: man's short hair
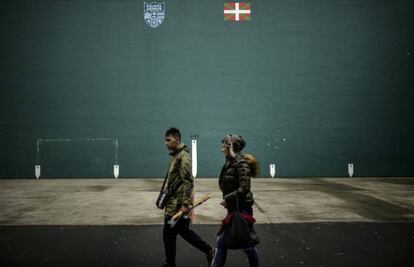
[165,127,181,140]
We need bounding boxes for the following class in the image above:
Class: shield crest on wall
[144,2,165,28]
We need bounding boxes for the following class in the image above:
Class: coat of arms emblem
[144,2,165,28]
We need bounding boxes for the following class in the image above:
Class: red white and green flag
[224,2,251,21]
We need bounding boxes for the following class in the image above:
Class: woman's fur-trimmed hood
[244,153,260,177]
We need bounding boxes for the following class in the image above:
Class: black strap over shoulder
[160,168,183,194]
[160,170,169,191]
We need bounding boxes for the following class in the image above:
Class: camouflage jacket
[219,153,255,212]
[164,143,193,216]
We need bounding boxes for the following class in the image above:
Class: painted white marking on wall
[192,139,197,178]
[270,164,276,178]
[114,165,119,178]
[35,165,41,179]
[348,163,354,177]
[35,138,119,179]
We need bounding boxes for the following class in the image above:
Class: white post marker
[348,163,354,177]
[270,164,276,178]
[35,165,41,179]
[191,139,197,178]
[114,165,119,179]
[114,139,119,178]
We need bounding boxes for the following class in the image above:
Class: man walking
[161,127,215,267]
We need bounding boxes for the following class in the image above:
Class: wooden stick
[168,194,210,227]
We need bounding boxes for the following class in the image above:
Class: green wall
[1,0,413,178]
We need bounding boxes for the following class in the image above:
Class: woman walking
[215,134,260,267]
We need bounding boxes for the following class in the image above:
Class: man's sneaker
[206,247,216,267]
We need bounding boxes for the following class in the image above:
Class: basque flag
[224,2,251,21]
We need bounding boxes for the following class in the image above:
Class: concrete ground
[1,177,414,266]
[1,178,414,225]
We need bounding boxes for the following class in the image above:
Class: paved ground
[1,222,413,267]
[1,177,414,266]
[1,178,414,225]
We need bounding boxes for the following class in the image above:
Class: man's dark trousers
[163,215,211,265]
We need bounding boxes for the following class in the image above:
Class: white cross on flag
[224,2,251,21]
